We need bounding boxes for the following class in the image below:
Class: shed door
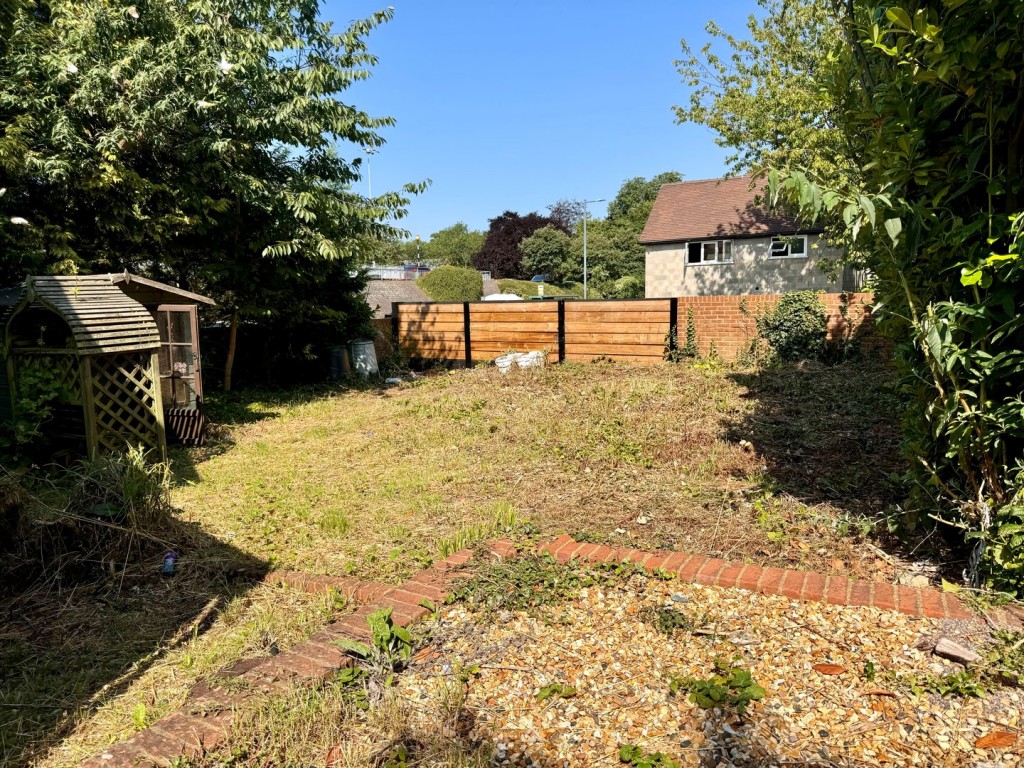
[155,304,206,443]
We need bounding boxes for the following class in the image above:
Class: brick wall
[676,292,877,360]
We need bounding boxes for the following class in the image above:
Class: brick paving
[79,535,990,768]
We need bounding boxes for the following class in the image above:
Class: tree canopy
[472,211,565,279]
[424,223,484,267]
[0,0,420,387]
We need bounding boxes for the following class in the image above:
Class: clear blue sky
[327,1,757,240]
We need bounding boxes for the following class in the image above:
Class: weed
[536,683,576,701]
[335,607,414,674]
[436,503,521,557]
[861,660,876,683]
[642,606,703,636]
[670,658,765,716]
[446,553,596,614]
[893,630,1024,697]
[618,744,681,768]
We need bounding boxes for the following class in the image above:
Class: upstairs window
[769,235,808,258]
[686,239,733,264]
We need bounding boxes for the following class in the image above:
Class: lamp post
[364,147,377,198]
[581,198,605,300]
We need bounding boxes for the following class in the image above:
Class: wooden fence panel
[562,299,671,363]
[468,302,558,362]
[396,303,465,361]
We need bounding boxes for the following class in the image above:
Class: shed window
[686,240,733,264]
[155,305,202,409]
[769,235,808,258]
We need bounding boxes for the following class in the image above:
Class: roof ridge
[658,175,755,188]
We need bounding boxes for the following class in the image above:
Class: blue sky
[327,1,758,240]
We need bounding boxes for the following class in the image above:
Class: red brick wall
[676,292,877,361]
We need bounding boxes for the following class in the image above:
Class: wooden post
[391,303,400,348]
[80,356,99,460]
[223,309,239,392]
[462,302,473,368]
[557,299,566,363]
[150,350,168,461]
[669,297,679,352]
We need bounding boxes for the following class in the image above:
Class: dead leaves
[812,663,846,675]
[975,731,1017,749]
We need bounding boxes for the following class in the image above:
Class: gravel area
[402,575,1022,767]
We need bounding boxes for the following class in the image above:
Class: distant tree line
[375,173,681,299]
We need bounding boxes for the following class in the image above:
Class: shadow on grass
[0,508,267,768]
[724,358,904,514]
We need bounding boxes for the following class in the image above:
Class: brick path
[79,535,990,768]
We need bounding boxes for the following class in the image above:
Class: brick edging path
[79,535,975,768]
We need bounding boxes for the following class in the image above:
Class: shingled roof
[364,280,430,319]
[639,176,817,245]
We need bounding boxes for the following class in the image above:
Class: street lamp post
[364,147,377,198]
[581,198,605,300]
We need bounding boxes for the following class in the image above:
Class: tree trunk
[223,309,239,392]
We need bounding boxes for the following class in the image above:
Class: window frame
[768,234,809,259]
[685,239,734,265]
[154,304,203,410]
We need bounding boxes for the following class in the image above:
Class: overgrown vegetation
[445,553,597,614]
[416,266,483,303]
[754,291,827,363]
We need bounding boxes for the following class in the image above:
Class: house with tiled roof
[641,176,861,297]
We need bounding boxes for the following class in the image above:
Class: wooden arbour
[2,275,166,459]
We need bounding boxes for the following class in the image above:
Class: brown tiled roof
[639,176,815,244]
[364,279,430,319]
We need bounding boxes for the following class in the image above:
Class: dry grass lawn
[4,358,914,768]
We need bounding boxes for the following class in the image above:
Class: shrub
[416,266,482,302]
[755,291,827,362]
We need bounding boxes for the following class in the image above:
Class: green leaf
[885,7,913,30]
[884,217,902,244]
[334,638,372,658]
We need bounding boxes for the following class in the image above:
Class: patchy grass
[8,357,916,767]
[173,360,907,585]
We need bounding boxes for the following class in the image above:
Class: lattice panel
[89,352,162,454]
[14,353,82,404]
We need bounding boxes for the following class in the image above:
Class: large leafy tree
[674,1,847,188]
[472,211,565,279]
[519,225,572,282]
[0,0,419,388]
[424,222,484,267]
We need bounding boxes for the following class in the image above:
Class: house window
[769,235,808,258]
[686,239,733,264]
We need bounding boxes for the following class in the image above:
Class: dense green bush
[416,267,483,302]
[755,291,827,362]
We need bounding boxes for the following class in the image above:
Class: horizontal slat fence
[393,292,876,366]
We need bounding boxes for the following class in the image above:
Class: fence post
[557,299,566,363]
[391,303,400,346]
[463,302,473,368]
[668,297,679,351]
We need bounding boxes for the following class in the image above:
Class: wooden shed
[1,274,215,458]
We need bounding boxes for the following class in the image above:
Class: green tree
[765,0,1024,590]
[0,0,420,389]
[674,1,847,189]
[424,223,484,267]
[606,172,683,230]
[519,225,572,282]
